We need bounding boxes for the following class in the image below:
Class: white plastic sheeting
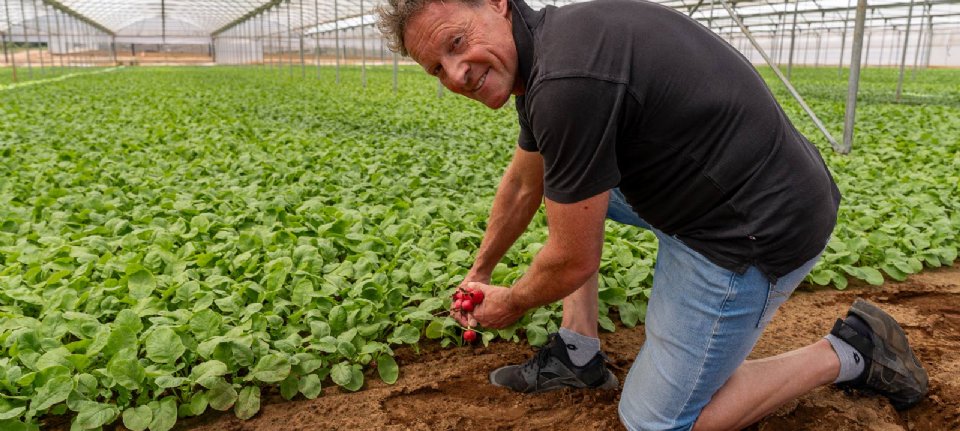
[2,0,959,64]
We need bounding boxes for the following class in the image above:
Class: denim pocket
[756,280,795,328]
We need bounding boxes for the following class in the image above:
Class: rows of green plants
[756,66,960,288]
[0,65,956,430]
[0,66,110,87]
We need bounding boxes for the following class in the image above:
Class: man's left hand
[452,282,526,329]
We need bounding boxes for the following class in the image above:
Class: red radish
[461,299,474,312]
[470,289,484,304]
[453,299,462,310]
[463,330,477,343]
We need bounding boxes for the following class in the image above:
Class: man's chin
[479,93,511,110]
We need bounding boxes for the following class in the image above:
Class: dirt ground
[170,263,960,431]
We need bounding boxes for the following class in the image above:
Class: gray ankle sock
[825,333,866,383]
[558,327,601,367]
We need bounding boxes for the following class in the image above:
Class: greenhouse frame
[2,0,959,151]
[1,0,959,430]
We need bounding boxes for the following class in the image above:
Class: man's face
[404,0,520,109]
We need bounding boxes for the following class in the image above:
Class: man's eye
[432,66,442,76]
[453,36,463,47]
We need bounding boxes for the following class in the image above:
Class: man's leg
[617,232,822,431]
[557,272,603,367]
[561,272,599,337]
[488,270,616,393]
[693,339,839,431]
[697,298,929,430]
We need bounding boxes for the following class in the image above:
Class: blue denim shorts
[607,189,821,431]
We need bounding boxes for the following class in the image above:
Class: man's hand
[457,270,490,293]
[451,282,526,329]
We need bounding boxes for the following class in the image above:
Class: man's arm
[468,191,608,329]
[462,146,545,284]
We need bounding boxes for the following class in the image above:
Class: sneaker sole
[489,368,620,394]
[848,298,928,409]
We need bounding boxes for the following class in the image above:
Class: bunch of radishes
[452,286,485,343]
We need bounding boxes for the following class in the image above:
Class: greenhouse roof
[1,0,960,39]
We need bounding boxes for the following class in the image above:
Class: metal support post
[314,0,320,78]
[236,26,242,65]
[1,32,8,65]
[393,51,398,92]
[895,0,915,103]
[842,0,867,154]
[31,0,44,75]
[275,6,282,72]
[54,9,64,70]
[361,0,367,88]
[335,0,340,83]
[815,30,822,67]
[911,4,928,79]
[259,13,265,67]
[863,30,871,68]
[250,18,256,66]
[276,6,282,73]
[267,8,273,69]
[802,27,810,65]
[51,6,63,70]
[891,30,900,67]
[838,0,851,76]
[286,1,293,76]
[786,0,799,79]
[922,11,933,69]
[19,0,34,79]
[69,17,76,68]
[878,28,887,67]
[2,0,16,82]
[299,0,305,77]
[777,1,788,65]
[44,1,55,72]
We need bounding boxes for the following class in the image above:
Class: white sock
[558,327,601,367]
[825,333,866,383]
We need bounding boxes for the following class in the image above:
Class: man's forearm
[470,172,542,278]
[507,235,600,311]
[505,192,608,313]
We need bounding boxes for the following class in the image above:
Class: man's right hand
[451,270,489,328]
[457,270,491,292]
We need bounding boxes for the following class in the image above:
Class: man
[376,0,929,429]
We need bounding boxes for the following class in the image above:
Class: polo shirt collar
[510,0,541,92]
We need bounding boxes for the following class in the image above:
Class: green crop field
[0,66,957,430]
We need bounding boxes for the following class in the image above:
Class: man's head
[377,0,522,109]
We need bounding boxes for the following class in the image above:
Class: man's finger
[451,310,469,326]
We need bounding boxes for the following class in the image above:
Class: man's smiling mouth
[472,70,488,93]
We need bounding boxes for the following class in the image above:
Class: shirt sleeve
[515,95,538,152]
[525,77,623,203]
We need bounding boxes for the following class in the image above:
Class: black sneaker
[489,333,619,393]
[830,298,928,410]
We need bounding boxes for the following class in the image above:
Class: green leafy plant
[0,65,956,430]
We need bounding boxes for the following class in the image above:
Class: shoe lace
[521,339,556,392]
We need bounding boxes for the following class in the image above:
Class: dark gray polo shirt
[511,0,841,281]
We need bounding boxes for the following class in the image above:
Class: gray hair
[376,0,484,57]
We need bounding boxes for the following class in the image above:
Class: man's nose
[441,59,469,92]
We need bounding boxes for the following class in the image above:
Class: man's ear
[488,0,510,17]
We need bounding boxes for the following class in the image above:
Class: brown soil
[171,263,960,431]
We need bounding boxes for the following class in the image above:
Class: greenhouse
[0,0,958,429]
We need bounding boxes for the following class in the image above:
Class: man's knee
[618,392,697,431]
